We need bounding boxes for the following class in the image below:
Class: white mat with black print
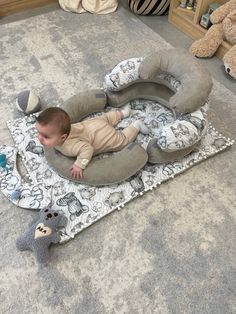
[0,99,233,243]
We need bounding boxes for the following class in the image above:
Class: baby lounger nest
[44,89,148,185]
[44,49,212,186]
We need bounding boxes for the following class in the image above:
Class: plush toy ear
[210,1,233,24]
[40,205,52,216]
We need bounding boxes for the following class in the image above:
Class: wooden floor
[0,0,57,16]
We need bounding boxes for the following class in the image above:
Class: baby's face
[36,122,67,148]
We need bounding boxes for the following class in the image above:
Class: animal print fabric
[0,100,233,243]
[104,58,207,151]
[104,57,181,91]
[104,57,143,90]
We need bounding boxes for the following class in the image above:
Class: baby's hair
[37,107,71,135]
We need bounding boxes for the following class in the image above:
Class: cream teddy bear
[190,0,236,79]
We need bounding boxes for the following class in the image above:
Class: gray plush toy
[16,207,67,264]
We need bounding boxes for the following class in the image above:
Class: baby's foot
[132,120,149,135]
[121,104,131,118]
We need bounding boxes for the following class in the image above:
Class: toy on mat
[0,153,8,174]
[10,189,21,201]
[16,207,67,264]
[16,90,41,114]
[190,0,236,79]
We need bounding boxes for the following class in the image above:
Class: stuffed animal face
[40,207,63,229]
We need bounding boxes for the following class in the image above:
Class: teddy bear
[16,207,67,264]
[189,0,236,79]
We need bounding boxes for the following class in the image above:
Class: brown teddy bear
[189,0,236,79]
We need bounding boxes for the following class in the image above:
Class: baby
[36,105,149,179]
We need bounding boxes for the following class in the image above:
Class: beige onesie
[56,111,138,169]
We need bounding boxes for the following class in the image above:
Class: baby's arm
[70,142,94,179]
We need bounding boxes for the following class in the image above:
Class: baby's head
[36,107,71,148]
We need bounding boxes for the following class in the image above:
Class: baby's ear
[61,134,68,141]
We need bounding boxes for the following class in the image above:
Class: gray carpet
[0,5,235,314]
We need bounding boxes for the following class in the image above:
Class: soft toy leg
[190,24,224,58]
[34,247,49,264]
[16,237,29,251]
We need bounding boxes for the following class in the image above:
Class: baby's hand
[70,164,83,180]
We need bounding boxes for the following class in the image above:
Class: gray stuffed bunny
[16,207,67,264]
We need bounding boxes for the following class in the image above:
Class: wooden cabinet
[0,0,57,16]
[168,0,232,59]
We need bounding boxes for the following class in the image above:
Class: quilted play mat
[0,83,234,243]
